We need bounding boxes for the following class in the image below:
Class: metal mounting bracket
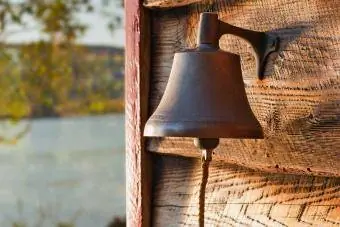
[197,13,280,80]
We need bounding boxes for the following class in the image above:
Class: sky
[5,0,125,47]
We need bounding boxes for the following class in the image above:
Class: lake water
[0,114,125,227]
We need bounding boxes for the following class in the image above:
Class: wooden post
[125,0,152,226]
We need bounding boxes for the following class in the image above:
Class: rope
[199,149,213,227]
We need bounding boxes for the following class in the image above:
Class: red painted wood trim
[125,0,152,226]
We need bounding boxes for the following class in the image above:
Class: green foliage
[0,0,124,119]
[11,222,26,227]
[100,0,123,34]
[0,0,94,40]
[19,41,74,116]
[0,42,124,118]
[0,47,30,119]
[57,223,75,227]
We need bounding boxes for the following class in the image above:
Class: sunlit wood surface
[153,156,340,226]
[146,0,340,177]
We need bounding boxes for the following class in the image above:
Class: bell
[143,14,281,227]
[144,12,279,140]
[144,48,263,139]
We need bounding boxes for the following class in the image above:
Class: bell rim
[175,49,241,59]
[144,119,264,139]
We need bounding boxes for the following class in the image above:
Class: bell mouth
[177,48,240,58]
[144,119,264,139]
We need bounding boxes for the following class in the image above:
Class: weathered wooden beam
[153,156,340,226]
[148,137,340,177]
[144,0,201,9]
[148,0,340,177]
[125,0,152,226]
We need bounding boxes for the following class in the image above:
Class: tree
[0,0,124,142]
[0,0,94,118]
[100,0,123,34]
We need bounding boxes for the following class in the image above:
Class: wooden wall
[153,156,340,226]
[146,0,340,177]
[137,0,339,226]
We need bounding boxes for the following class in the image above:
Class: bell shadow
[263,22,313,78]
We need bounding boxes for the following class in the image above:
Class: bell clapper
[201,149,213,163]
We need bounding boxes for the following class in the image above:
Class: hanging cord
[199,149,213,227]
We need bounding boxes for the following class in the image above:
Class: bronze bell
[144,13,279,142]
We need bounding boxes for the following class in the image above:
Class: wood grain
[153,155,340,226]
[147,0,340,176]
[144,0,202,9]
[125,0,152,226]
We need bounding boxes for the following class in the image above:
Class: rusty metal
[144,12,280,141]
[144,48,264,139]
[198,13,279,80]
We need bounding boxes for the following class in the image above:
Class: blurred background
[0,0,125,226]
